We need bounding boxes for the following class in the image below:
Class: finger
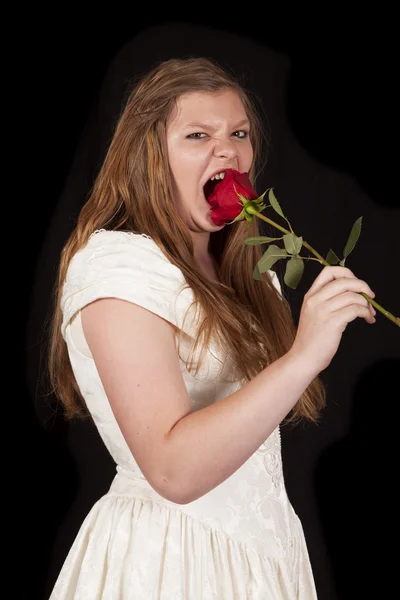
[306,266,356,297]
[325,291,374,314]
[312,278,375,304]
[336,304,376,328]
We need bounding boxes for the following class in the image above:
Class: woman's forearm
[160,350,319,504]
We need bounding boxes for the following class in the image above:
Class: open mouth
[203,171,227,201]
[203,179,219,200]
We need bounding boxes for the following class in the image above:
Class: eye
[233,130,249,139]
[187,132,208,139]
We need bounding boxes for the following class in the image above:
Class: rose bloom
[206,169,259,226]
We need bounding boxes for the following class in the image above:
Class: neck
[190,231,220,282]
[191,231,211,263]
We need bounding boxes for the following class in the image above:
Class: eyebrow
[182,119,250,129]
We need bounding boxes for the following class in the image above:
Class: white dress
[50,230,318,600]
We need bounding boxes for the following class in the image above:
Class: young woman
[48,57,376,599]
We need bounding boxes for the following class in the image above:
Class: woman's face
[166,89,254,233]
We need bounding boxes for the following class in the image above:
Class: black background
[20,11,399,600]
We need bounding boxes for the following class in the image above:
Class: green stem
[248,207,400,327]
[298,256,326,263]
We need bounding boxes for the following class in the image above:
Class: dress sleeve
[60,230,194,340]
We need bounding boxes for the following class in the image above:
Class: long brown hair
[47,57,326,423]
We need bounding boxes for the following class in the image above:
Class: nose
[213,136,237,160]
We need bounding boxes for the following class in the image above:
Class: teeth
[210,172,226,181]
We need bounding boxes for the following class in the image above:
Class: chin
[211,221,226,231]
[206,212,225,231]
[189,212,224,233]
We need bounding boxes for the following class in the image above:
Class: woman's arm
[81,297,317,505]
[82,267,374,504]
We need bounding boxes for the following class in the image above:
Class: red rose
[207,169,259,226]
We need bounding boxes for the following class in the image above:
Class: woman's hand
[290,266,376,373]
